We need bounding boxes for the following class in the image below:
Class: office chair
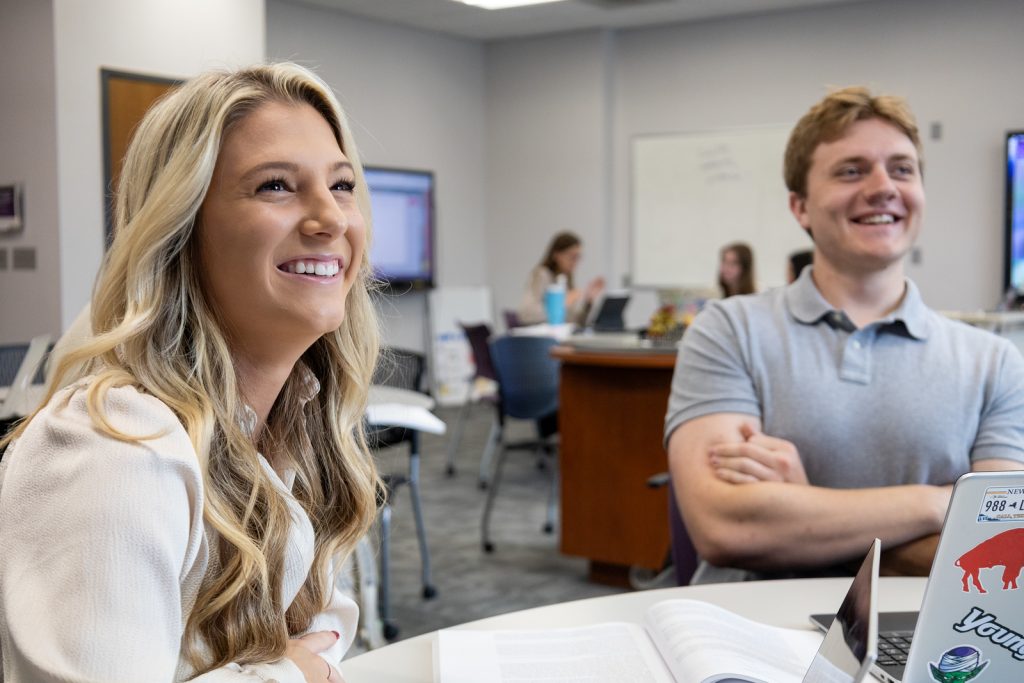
[0,334,53,423]
[0,344,30,387]
[645,471,699,586]
[502,309,524,331]
[443,322,501,488]
[367,348,437,640]
[0,342,30,440]
[481,335,560,553]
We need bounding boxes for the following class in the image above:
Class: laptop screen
[802,539,879,683]
[587,292,630,331]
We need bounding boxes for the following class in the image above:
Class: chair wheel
[383,621,400,641]
[478,479,489,490]
[445,465,456,477]
[483,542,495,553]
[542,522,554,534]
[423,585,437,599]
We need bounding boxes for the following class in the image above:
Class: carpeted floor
[372,403,628,643]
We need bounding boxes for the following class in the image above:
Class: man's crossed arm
[668,413,1020,575]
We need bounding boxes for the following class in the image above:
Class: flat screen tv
[365,166,435,289]
[1004,131,1024,293]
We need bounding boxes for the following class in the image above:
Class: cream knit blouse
[0,380,358,681]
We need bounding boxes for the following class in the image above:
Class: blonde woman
[0,63,380,681]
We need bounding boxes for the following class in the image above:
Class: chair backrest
[373,347,426,394]
[458,322,496,382]
[668,483,700,585]
[488,335,559,421]
[0,343,30,386]
[502,309,523,331]
[0,334,53,418]
[32,342,56,385]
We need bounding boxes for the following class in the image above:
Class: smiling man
[664,87,1024,583]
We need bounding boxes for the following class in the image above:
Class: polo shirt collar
[887,279,930,339]
[784,266,930,339]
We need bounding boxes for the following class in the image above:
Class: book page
[437,623,676,683]
[644,599,823,683]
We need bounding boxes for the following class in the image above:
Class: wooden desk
[551,344,677,584]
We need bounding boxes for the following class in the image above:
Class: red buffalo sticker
[956,528,1024,593]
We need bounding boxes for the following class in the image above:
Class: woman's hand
[584,276,606,302]
[709,423,808,485]
[286,631,344,682]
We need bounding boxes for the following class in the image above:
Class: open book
[436,599,823,683]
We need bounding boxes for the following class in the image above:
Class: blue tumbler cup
[544,286,566,325]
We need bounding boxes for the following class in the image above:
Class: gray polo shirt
[665,268,1024,580]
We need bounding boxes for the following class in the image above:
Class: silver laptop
[812,471,1024,683]
[802,538,879,683]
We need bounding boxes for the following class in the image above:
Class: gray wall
[610,0,1024,311]
[5,0,1024,346]
[53,0,265,332]
[269,0,1024,338]
[0,0,60,344]
[480,0,1024,318]
[485,30,615,324]
[268,0,487,351]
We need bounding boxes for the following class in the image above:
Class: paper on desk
[508,323,576,341]
[365,403,446,435]
[437,623,675,683]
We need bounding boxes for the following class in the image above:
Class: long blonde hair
[3,63,381,671]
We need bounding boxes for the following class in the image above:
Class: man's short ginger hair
[783,86,922,197]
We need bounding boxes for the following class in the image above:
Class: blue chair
[481,335,560,553]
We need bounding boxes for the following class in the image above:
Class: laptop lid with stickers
[901,470,1024,683]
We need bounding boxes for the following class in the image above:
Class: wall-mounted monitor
[365,166,435,289]
[0,183,24,234]
[1004,131,1024,293]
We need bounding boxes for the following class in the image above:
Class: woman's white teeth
[859,214,895,224]
[285,260,340,276]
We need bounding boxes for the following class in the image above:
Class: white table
[369,385,436,410]
[340,577,926,683]
[365,385,445,435]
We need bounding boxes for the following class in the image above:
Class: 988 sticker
[977,485,1024,522]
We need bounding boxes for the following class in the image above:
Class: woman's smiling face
[197,100,366,353]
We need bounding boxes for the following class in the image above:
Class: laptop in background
[811,470,1024,683]
[586,291,630,332]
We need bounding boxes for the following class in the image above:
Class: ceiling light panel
[454,0,567,9]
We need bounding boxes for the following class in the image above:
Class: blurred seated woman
[717,241,756,298]
[516,231,605,325]
[0,63,380,681]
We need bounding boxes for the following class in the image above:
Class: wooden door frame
[100,68,181,246]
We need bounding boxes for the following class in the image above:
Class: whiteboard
[631,126,812,289]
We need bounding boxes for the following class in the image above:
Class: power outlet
[12,247,36,270]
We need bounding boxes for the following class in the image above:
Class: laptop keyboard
[877,630,914,667]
